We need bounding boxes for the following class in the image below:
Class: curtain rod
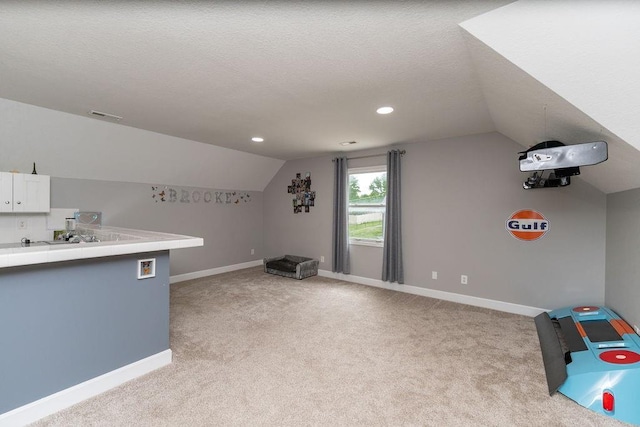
[332,150,406,162]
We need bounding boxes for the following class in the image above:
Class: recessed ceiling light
[251,137,264,143]
[376,106,394,115]
[340,141,357,146]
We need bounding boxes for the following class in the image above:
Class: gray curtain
[332,157,350,274]
[382,150,404,283]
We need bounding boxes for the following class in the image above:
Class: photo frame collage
[287,172,316,213]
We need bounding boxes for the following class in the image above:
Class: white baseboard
[170,259,263,284]
[0,350,172,427]
[318,270,547,317]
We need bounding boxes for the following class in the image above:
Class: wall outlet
[251,248,255,255]
[634,325,640,335]
[432,271,437,280]
[461,275,468,285]
[320,256,325,263]
[17,219,27,230]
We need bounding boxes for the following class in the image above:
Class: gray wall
[263,156,334,267]
[0,251,169,413]
[606,188,640,330]
[263,132,607,310]
[51,177,264,276]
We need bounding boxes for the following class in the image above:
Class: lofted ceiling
[1,1,639,193]
[460,0,640,194]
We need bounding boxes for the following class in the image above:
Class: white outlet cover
[432,271,437,280]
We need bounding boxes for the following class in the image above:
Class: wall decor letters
[151,186,252,205]
[287,172,315,213]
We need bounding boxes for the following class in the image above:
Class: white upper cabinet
[0,172,50,213]
[0,172,12,213]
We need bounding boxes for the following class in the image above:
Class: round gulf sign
[506,210,549,241]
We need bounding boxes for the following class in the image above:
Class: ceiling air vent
[89,110,123,121]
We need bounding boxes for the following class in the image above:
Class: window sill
[349,239,383,248]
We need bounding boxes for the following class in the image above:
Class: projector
[519,140,607,189]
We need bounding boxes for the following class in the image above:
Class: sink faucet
[58,231,75,241]
[68,234,82,243]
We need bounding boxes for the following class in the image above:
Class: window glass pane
[348,170,386,242]
[349,171,387,206]
[349,206,384,241]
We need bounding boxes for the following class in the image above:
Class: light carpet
[34,266,627,426]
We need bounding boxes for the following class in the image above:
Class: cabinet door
[12,174,50,213]
[0,172,12,213]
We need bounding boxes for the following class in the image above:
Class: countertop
[0,225,203,268]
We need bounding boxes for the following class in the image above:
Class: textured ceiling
[1,1,639,194]
[0,0,509,160]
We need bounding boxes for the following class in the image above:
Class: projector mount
[519,140,608,189]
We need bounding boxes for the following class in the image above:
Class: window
[348,166,387,246]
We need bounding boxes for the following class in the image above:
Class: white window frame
[348,165,387,247]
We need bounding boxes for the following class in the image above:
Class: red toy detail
[599,350,640,364]
[572,306,600,312]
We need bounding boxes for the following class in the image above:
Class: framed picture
[137,258,156,279]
